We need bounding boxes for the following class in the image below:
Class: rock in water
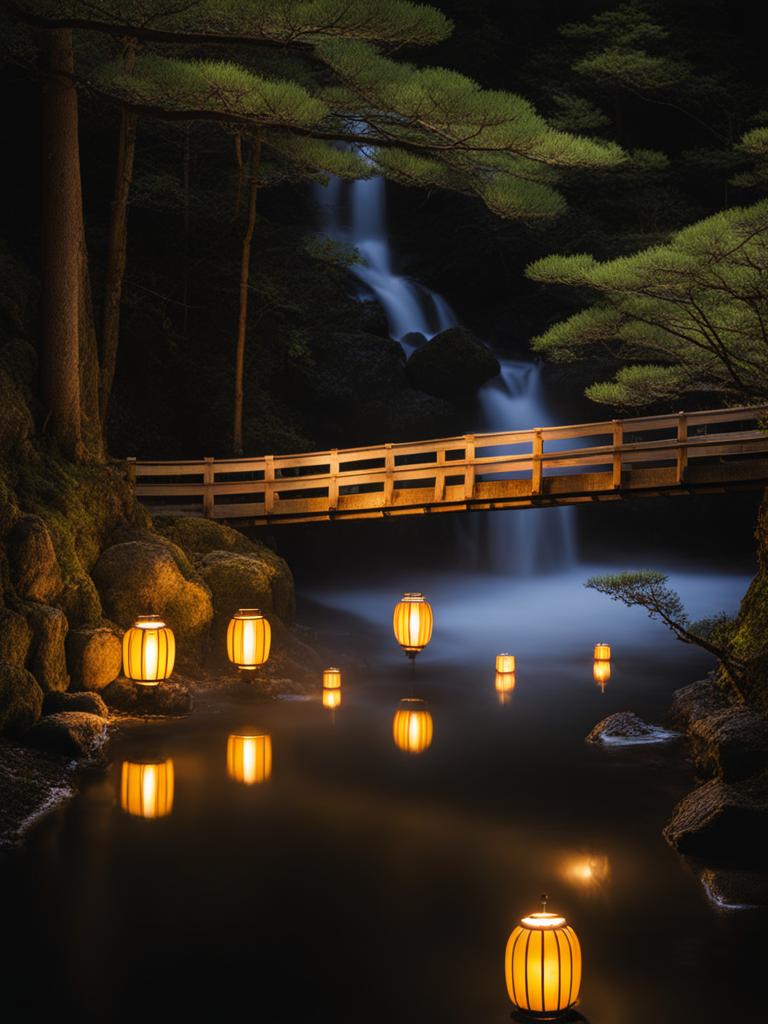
[405,326,500,400]
[664,776,768,860]
[688,705,768,782]
[102,678,192,717]
[26,711,108,759]
[700,867,768,909]
[43,691,108,717]
[587,711,679,745]
[669,679,730,730]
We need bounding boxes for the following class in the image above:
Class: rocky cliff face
[731,488,768,713]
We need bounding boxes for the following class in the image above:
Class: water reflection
[392,698,433,754]
[561,853,611,889]
[120,759,175,819]
[495,671,516,705]
[227,733,272,785]
[592,660,611,692]
[322,687,342,710]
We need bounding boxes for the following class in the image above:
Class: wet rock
[700,867,768,909]
[0,607,32,668]
[406,326,500,400]
[92,540,213,642]
[102,678,192,717]
[66,625,122,691]
[587,711,679,745]
[402,331,427,349]
[0,739,74,848]
[669,679,730,730]
[0,663,43,734]
[26,711,108,759]
[42,690,108,717]
[6,514,62,603]
[27,603,69,692]
[663,776,768,860]
[688,705,768,782]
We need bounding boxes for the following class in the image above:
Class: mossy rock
[6,514,62,603]
[406,326,500,400]
[199,548,294,625]
[27,603,69,692]
[66,626,122,692]
[0,663,43,734]
[26,711,108,759]
[0,607,32,668]
[91,540,213,643]
[102,678,192,717]
[155,516,258,558]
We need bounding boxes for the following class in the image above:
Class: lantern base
[511,1010,586,1023]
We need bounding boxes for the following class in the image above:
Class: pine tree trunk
[41,28,83,459]
[78,216,105,461]
[99,105,138,432]
[233,138,261,456]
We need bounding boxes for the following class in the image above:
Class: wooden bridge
[126,404,768,526]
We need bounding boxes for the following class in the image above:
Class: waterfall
[315,175,578,572]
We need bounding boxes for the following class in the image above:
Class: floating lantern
[505,895,582,1019]
[392,592,433,659]
[496,653,516,674]
[227,608,271,670]
[593,659,611,691]
[495,671,516,704]
[323,667,341,689]
[122,614,175,685]
[594,642,611,662]
[322,687,341,710]
[227,732,272,785]
[392,697,433,754]
[120,759,174,819]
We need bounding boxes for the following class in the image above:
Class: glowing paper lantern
[120,759,174,819]
[227,609,271,670]
[322,687,341,710]
[594,642,611,662]
[122,615,175,685]
[323,667,341,689]
[392,593,433,659]
[495,671,516,704]
[505,896,582,1018]
[593,659,611,691]
[496,653,516,674]
[392,697,433,754]
[227,732,272,785]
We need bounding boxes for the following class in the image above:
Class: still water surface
[2,558,765,1023]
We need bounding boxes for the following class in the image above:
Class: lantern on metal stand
[393,592,433,666]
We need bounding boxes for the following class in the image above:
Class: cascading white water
[315,175,578,572]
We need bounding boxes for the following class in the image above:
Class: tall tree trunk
[233,138,261,455]
[41,28,83,459]
[99,104,137,432]
[78,217,105,461]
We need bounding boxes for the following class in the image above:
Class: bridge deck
[126,404,768,526]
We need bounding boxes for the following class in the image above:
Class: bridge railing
[125,404,768,522]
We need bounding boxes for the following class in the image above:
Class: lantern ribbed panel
[227,612,271,669]
[594,643,611,661]
[496,653,516,673]
[120,760,174,818]
[323,668,342,689]
[392,699,433,753]
[122,622,175,684]
[505,922,581,1014]
[392,596,433,653]
[227,734,272,784]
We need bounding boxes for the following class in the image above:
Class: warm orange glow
[322,687,341,709]
[562,853,610,888]
[495,671,516,704]
[496,653,516,674]
[120,759,174,818]
[323,667,341,689]
[593,659,611,691]
[594,642,611,661]
[392,697,433,754]
[505,901,582,1015]
[122,615,175,685]
[227,609,271,670]
[227,732,272,784]
[392,593,433,658]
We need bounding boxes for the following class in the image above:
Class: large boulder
[155,516,259,558]
[26,711,108,759]
[6,514,62,603]
[406,326,500,400]
[0,607,32,668]
[669,679,730,730]
[664,776,768,860]
[102,678,192,717]
[688,705,768,782]
[700,867,768,909]
[66,626,122,691]
[27,603,69,692]
[43,690,108,717]
[587,711,678,745]
[199,549,294,626]
[0,663,43,733]
[91,540,213,642]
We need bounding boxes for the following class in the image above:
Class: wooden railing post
[264,455,275,514]
[531,429,543,495]
[328,449,339,511]
[463,435,476,502]
[612,420,623,488]
[434,448,446,503]
[126,456,137,486]
[383,444,394,507]
[676,412,688,483]
[203,457,214,517]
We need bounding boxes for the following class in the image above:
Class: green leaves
[586,570,688,624]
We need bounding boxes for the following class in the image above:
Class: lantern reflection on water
[505,895,582,1019]
[392,697,433,754]
[120,759,174,818]
[593,659,611,691]
[227,732,272,785]
[392,593,433,659]
[562,853,610,889]
[122,615,175,686]
[322,687,341,710]
[594,642,611,662]
[227,609,271,670]
[495,671,516,705]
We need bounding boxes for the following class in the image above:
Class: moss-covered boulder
[406,326,500,400]
[199,548,294,625]
[6,514,62,603]
[26,711,108,759]
[0,664,43,733]
[43,690,108,717]
[27,604,69,692]
[0,607,32,668]
[66,626,122,691]
[91,540,213,642]
[155,517,258,557]
[102,678,192,716]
